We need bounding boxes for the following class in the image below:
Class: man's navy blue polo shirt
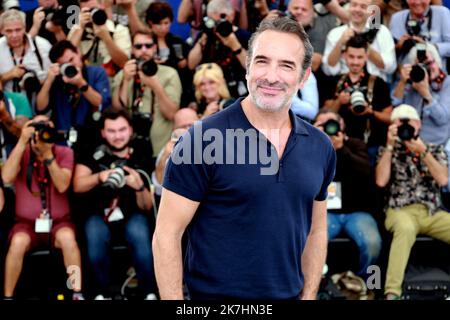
[163,99,336,300]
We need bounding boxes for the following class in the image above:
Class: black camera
[90,8,107,26]
[409,63,429,83]
[201,14,233,38]
[132,112,152,140]
[29,121,66,143]
[397,119,416,141]
[19,69,41,93]
[60,63,78,78]
[322,119,341,136]
[358,28,379,44]
[136,58,158,77]
[406,19,421,37]
[43,7,65,26]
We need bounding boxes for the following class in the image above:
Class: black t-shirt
[332,73,392,147]
[76,138,154,218]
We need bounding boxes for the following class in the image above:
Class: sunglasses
[133,43,155,49]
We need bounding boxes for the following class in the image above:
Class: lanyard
[26,148,51,215]
[9,38,26,93]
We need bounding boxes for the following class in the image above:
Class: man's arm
[375,147,393,188]
[153,188,199,299]
[177,0,194,24]
[42,150,72,193]
[300,199,328,300]
[73,163,113,193]
[94,24,129,69]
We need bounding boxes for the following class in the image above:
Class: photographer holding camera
[392,43,450,146]
[0,9,51,106]
[375,104,450,300]
[325,35,392,165]
[35,40,110,149]
[67,0,130,78]
[26,0,77,44]
[322,0,396,82]
[73,108,156,300]
[1,114,84,300]
[112,30,181,157]
[187,0,250,98]
[314,109,381,281]
[390,0,450,66]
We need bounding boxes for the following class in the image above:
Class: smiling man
[153,17,336,300]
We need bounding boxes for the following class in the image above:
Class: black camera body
[201,14,233,38]
[132,112,152,140]
[397,119,416,141]
[29,121,66,143]
[136,58,158,77]
[322,119,341,136]
[358,28,379,44]
[43,6,65,26]
[406,19,422,37]
[19,69,41,93]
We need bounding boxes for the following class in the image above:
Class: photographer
[375,104,450,300]
[35,40,110,144]
[324,35,392,164]
[322,0,396,82]
[0,9,51,105]
[26,0,78,44]
[67,0,130,77]
[314,109,381,280]
[187,0,250,98]
[1,115,83,300]
[111,30,181,157]
[73,108,156,300]
[392,43,450,146]
[389,1,450,66]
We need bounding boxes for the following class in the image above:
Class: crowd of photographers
[0,0,449,301]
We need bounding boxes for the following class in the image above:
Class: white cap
[407,43,443,69]
[391,104,420,122]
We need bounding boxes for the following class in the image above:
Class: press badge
[35,210,53,233]
[104,207,124,222]
[327,182,342,210]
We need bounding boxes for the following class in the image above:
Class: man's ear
[298,67,311,91]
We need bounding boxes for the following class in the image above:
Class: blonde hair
[193,63,231,102]
[0,9,26,31]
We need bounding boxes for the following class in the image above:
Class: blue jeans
[84,212,155,295]
[328,212,382,278]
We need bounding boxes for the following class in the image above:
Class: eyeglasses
[133,43,155,50]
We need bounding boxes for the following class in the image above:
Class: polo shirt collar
[229,98,310,136]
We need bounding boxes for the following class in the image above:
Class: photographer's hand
[98,169,115,184]
[31,135,53,162]
[123,166,144,191]
[395,34,411,51]
[337,91,351,106]
[93,23,111,41]
[215,31,246,68]
[350,103,373,117]
[29,7,46,38]
[79,8,92,30]
[201,101,220,119]
[47,63,60,83]
[2,65,26,82]
[404,137,427,154]
[18,121,35,146]
[387,123,398,147]
[331,132,345,150]
[123,59,137,82]
[412,72,433,103]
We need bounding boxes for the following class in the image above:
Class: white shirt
[322,23,397,82]
[0,34,51,92]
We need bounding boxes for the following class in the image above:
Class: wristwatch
[44,156,55,166]
[79,84,89,93]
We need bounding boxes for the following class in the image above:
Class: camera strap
[9,37,26,93]
[31,38,44,71]
[26,147,51,216]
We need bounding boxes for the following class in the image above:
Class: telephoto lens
[60,63,78,78]
[103,167,126,190]
[409,64,426,83]
[137,58,158,77]
[20,70,41,92]
[350,90,366,114]
[323,119,341,136]
[90,8,107,25]
[397,119,416,141]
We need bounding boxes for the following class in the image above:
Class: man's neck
[348,71,364,83]
[350,21,366,32]
[241,97,292,132]
[112,146,130,159]
[12,37,27,56]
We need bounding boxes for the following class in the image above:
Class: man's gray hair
[0,9,26,31]
[207,0,233,16]
[246,17,313,80]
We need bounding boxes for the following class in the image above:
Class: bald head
[174,108,199,129]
